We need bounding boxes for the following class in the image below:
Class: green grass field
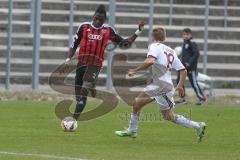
[0,100,240,160]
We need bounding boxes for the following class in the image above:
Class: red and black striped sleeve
[70,24,84,50]
[109,27,124,45]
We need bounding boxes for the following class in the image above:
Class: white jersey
[146,42,185,93]
[148,42,185,84]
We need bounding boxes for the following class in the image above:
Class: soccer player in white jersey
[115,27,207,141]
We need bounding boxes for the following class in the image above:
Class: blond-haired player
[115,27,207,141]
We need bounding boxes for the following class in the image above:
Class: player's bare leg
[132,92,153,114]
[115,92,153,138]
[161,109,207,142]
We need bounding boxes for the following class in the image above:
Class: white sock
[128,114,139,133]
[174,115,200,129]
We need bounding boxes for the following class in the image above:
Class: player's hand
[128,69,137,77]
[138,21,145,31]
[175,84,185,97]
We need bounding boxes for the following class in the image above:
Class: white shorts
[143,84,175,110]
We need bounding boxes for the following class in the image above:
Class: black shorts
[75,63,101,97]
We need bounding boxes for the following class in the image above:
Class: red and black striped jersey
[70,22,124,66]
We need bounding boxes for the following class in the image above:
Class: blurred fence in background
[1,0,240,92]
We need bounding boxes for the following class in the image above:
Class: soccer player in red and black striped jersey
[64,4,145,120]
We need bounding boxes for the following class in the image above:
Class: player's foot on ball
[115,129,137,138]
[196,122,207,142]
[175,98,187,105]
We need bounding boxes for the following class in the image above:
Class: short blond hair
[152,27,166,42]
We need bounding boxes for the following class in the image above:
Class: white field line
[0,151,87,160]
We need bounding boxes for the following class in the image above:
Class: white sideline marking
[0,151,87,160]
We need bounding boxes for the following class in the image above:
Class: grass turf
[0,100,239,160]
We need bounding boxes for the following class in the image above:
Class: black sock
[73,97,87,120]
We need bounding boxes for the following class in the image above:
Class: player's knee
[132,98,142,111]
[162,114,169,121]
[132,98,138,109]
[163,112,175,121]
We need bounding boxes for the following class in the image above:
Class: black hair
[183,28,192,34]
[94,4,107,19]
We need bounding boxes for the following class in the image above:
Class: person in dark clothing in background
[175,28,206,105]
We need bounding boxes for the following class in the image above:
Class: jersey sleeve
[70,23,84,50]
[109,27,124,45]
[147,44,158,59]
[172,52,185,71]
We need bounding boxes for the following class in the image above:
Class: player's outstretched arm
[128,57,155,77]
[118,21,145,48]
[128,21,145,43]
